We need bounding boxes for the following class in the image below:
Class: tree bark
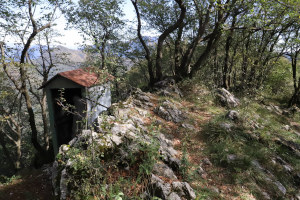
[223,13,237,89]
[19,0,52,155]
[177,2,212,79]
[131,0,155,86]
[155,0,186,81]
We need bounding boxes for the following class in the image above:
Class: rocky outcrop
[149,175,196,200]
[52,88,196,199]
[154,78,183,98]
[215,88,240,108]
[155,100,185,123]
[251,160,287,197]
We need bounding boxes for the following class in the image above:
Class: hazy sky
[53,0,136,49]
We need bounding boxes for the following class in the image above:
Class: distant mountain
[31,45,87,79]
[54,45,86,63]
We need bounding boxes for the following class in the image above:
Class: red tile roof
[40,68,113,89]
[59,68,100,87]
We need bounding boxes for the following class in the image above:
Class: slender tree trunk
[18,0,52,155]
[41,90,50,150]
[228,40,238,88]
[289,78,300,107]
[15,139,21,170]
[155,0,186,81]
[292,54,298,92]
[189,1,231,78]
[177,3,212,79]
[190,29,222,77]
[223,14,237,89]
[241,32,251,86]
[101,41,106,70]
[213,47,219,86]
[131,0,155,86]
[289,52,299,106]
[174,24,183,77]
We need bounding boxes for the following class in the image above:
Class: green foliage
[180,142,190,181]
[199,94,300,198]
[125,64,149,89]
[0,174,21,185]
[134,129,160,182]
[61,143,106,199]
[55,122,162,199]
[263,57,293,101]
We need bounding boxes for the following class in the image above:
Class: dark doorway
[51,88,83,147]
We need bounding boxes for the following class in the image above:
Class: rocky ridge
[52,83,195,199]
[50,85,300,200]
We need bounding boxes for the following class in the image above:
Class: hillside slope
[51,79,299,199]
[2,80,298,200]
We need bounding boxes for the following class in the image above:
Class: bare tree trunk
[101,40,107,70]
[292,53,299,92]
[223,14,237,89]
[176,2,212,80]
[213,47,219,86]
[174,24,183,76]
[131,0,155,86]
[155,0,186,82]
[190,0,232,77]
[41,91,50,150]
[15,139,21,170]
[289,78,300,107]
[18,0,52,155]
[241,32,251,87]
[190,28,222,77]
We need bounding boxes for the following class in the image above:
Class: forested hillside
[0,0,300,199]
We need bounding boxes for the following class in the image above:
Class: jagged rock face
[51,88,196,200]
[215,88,240,108]
[150,175,196,200]
[154,78,183,99]
[154,100,186,123]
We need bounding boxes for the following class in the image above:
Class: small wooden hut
[40,68,112,154]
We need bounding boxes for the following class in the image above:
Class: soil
[0,168,54,200]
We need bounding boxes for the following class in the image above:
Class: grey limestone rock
[216,88,240,108]
[150,174,172,199]
[153,163,178,180]
[261,191,271,200]
[219,122,233,131]
[167,192,181,200]
[155,100,185,123]
[168,157,181,171]
[182,182,196,199]
[226,154,238,163]
[182,123,195,130]
[251,160,286,196]
[171,181,185,197]
[202,158,212,166]
[226,110,239,121]
[60,169,68,200]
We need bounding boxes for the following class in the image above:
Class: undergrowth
[56,123,161,199]
[177,79,299,199]
[200,97,300,199]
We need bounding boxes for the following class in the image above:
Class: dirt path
[0,168,54,200]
